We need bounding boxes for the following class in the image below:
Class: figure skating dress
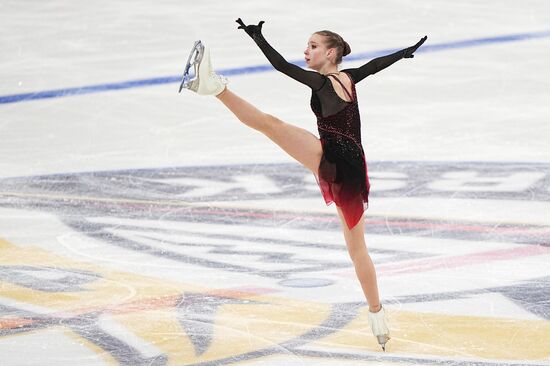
[244,29,409,229]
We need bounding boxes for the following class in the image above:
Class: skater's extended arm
[236,18,325,90]
[344,36,427,83]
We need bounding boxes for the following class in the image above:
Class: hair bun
[343,41,351,57]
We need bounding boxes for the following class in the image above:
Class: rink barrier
[1,29,550,105]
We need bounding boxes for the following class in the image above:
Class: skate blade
[179,40,205,93]
[377,335,390,352]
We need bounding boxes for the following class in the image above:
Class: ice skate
[368,305,390,351]
[179,40,227,96]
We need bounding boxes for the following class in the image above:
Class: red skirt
[317,138,370,229]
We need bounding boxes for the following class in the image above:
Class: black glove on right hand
[236,18,265,38]
[403,36,428,58]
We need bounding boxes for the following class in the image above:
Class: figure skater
[181,18,427,351]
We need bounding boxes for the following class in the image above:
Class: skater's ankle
[369,304,382,313]
[215,85,228,98]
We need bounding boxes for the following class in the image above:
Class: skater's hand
[403,36,427,58]
[236,18,265,37]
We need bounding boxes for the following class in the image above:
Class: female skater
[182,18,427,351]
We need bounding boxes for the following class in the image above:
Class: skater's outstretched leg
[182,42,322,174]
[336,207,390,350]
[216,89,322,173]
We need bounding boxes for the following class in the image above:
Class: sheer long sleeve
[343,49,405,84]
[248,32,325,90]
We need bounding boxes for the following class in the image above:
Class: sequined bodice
[311,75,362,147]
[310,74,364,168]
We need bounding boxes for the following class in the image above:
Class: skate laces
[213,72,228,85]
[204,51,226,85]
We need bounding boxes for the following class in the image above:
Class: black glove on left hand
[403,36,428,58]
[236,18,265,38]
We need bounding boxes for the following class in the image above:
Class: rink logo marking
[1,29,550,104]
[1,160,549,250]
[2,161,549,291]
[1,190,549,238]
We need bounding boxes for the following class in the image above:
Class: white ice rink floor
[1,1,549,365]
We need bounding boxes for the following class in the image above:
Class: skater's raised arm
[236,18,325,90]
[343,36,427,83]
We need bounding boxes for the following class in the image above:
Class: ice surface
[0,1,549,365]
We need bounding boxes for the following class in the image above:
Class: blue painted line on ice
[1,29,550,105]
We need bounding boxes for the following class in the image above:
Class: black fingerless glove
[403,35,427,58]
[236,18,265,38]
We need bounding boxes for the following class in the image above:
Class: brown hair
[314,30,351,64]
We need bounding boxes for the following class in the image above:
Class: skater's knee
[347,242,368,263]
[348,248,360,263]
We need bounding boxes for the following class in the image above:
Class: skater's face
[304,34,336,71]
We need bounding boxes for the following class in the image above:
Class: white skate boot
[368,305,390,351]
[179,40,227,96]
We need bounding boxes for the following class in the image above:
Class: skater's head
[305,30,351,70]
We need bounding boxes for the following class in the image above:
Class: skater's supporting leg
[217,88,322,174]
[336,207,381,312]
[336,207,390,349]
